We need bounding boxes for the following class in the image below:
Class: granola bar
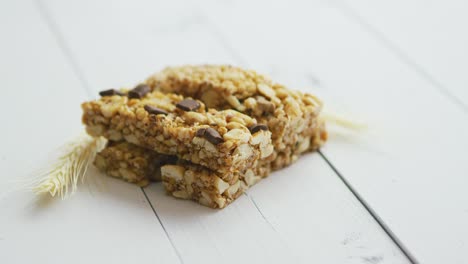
[94,141,271,208]
[82,88,273,173]
[87,65,327,208]
[146,65,271,110]
[146,65,327,170]
[161,162,268,209]
[93,141,176,187]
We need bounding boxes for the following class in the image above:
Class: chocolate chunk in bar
[99,89,125,97]
[203,128,224,145]
[176,99,200,111]
[195,128,207,137]
[144,105,168,115]
[153,155,178,167]
[128,84,150,99]
[249,124,268,134]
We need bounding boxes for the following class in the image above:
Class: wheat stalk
[32,133,106,199]
[322,112,367,131]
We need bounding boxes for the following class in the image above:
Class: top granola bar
[146,65,327,170]
[82,88,273,173]
[146,65,269,110]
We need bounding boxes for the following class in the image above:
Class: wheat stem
[33,133,106,198]
[322,112,367,131]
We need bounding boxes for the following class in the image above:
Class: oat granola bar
[94,141,271,208]
[94,141,176,187]
[82,88,273,173]
[146,65,271,110]
[161,162,268,209]
[146,65,327,169]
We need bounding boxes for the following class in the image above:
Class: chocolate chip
[99,89,125,97]
[153,155,177,167]
[195,128,207,137]
[165,155,178,164]
[203,128,224,145]
[106,140,118,147]
[249,124,268,134]
[176,99,200,111]
[144,105,168,115]
[128,84,150,99]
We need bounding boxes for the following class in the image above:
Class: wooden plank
[42,0,410,263]
[145,185,296,263]
[0,1,179,263]
[340,0,468,109]
[39,0,237,89]
[146,155,410,263]
[194,1,468,263]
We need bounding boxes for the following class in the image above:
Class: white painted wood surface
[146,156,408,263]
[191,1,468,263]
[35,1,409,263]
[340,0,468,110]
[1,0,466,263]
[0,1,179,264]
[191,0,468,263]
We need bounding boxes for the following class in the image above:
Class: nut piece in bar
[82,90,273,173]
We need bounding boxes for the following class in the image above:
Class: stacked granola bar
[82,65,327,208]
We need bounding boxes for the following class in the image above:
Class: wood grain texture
[0,1,179,263]
[40,0,410,263]
[191,1,468,263]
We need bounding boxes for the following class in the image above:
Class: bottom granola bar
[94,141,270,208]
[161,161,270,209]
[94,141,176,187]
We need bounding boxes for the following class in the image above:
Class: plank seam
[187,4,284,232]
[141,187,184,264]
[244,192,278,232]
[207,24,249,67]
[199,15,289,239]
[35,1,184,260]
[332,0,468,113]
[318,150,419,264]
[200,13,416,261]
[35,2,418,262]
[35,0,95,98]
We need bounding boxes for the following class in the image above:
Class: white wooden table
[1,0,467,263]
